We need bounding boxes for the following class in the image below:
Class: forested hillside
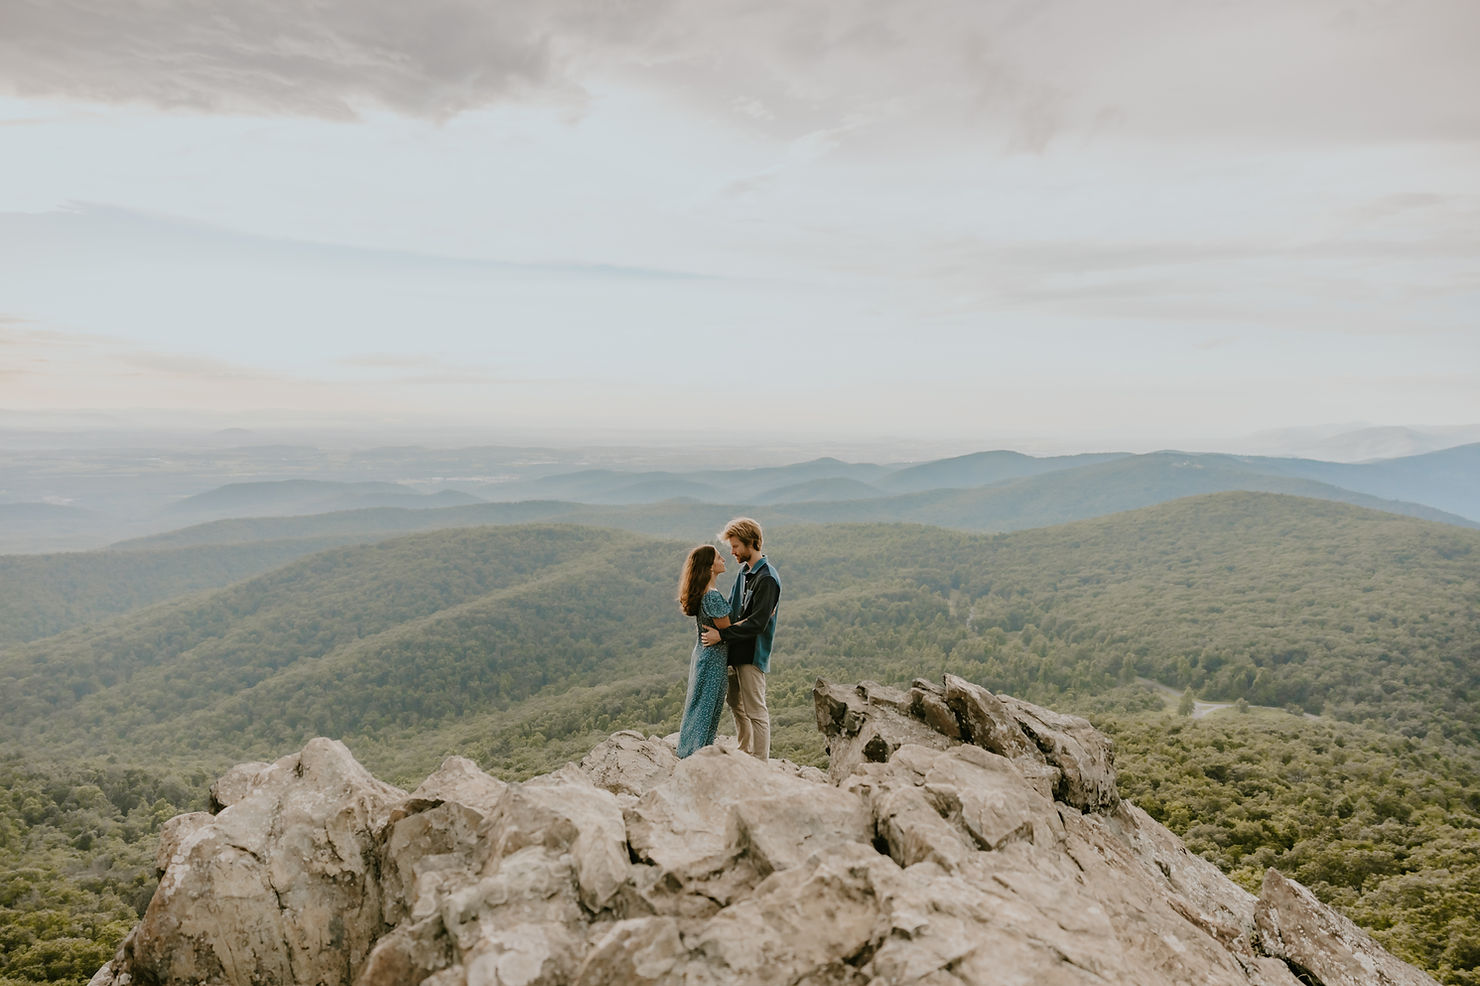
[1106,713,1480,985]
[0,538,369,644]
[3,491,1478,984]
[7,493,1478,762]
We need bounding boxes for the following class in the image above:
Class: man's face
[726,537,755,566]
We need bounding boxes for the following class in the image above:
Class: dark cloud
[0,0,668,118]
[1,0,1477,147]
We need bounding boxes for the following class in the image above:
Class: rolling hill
[752,476,885,503]
[479,457,895,504]
[0,536,382,644]
[0,502,120,553]
[8,492,1478,774]
[165,479,482,521]
[871,449,1127,493]
[1226,443,1480,523]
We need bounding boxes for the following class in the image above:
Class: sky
[1,0,1478,450]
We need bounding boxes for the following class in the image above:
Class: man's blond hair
[720,517,763,552]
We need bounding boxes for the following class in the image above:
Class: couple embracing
[675,517,780,760]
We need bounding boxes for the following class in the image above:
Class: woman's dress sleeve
[701,588,729,621]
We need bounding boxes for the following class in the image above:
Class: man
[699,517,780,760]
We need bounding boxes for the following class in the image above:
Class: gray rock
[1240,956,1309,986]
[130,738,406,986]
[153,811,212,876]
[813,678,955,784]
[578,730,678,800]
[941,672,1037,760]
[382,757,509,925]
[817,674,1118,811]
[406,755,508,814]
[96,680,1441,986]
[998,694,1119,810]
[909,684,961,740]
[1255,868,1441,986]
[573,917,686,986]
[1089,800,1257,939]
[208,760,270,813]
[384,800,495,927]
[625,743,873,916]
[355,918,455,986]
[476,765,630,916]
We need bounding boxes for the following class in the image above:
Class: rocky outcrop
[815,675,1119,810]
[1255,869,1440,986]
[91,677,1439,986]
[97,737,405,986]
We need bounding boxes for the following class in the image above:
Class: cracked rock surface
[91,678,1438,986]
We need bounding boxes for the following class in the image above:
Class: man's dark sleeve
[717,577,779,642]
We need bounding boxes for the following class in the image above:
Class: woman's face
[711,551,726,576]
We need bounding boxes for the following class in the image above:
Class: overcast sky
[1,0,1477,450]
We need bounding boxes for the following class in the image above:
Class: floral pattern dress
[677,588,730,757]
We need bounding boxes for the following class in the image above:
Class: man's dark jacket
[719,555,780,673]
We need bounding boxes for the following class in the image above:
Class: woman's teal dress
[677,588,729,758]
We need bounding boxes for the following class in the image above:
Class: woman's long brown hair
[678,544,717,616]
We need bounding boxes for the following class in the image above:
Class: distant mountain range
[2,443,1477,554]
[1211,444,1480,522]
[467,451,1124,503]
[105,447,1478,554]
[1235,424,1480,461]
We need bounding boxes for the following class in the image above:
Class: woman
[676,544,732,757]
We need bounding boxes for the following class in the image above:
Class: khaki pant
[726,664,770,760]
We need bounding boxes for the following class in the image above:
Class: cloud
[0,321,377,410]
[338,353,506,385]
[0,202,718,282]
[115,349,280,381]
[0,0,637,119]
[339,354,451,370]
[3,0,1476,149]
[898,220,1480,334]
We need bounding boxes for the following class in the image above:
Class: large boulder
[813,678,959,784]
[93,738,405,986]
[381,756,509,926]
[578,730,679,802]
